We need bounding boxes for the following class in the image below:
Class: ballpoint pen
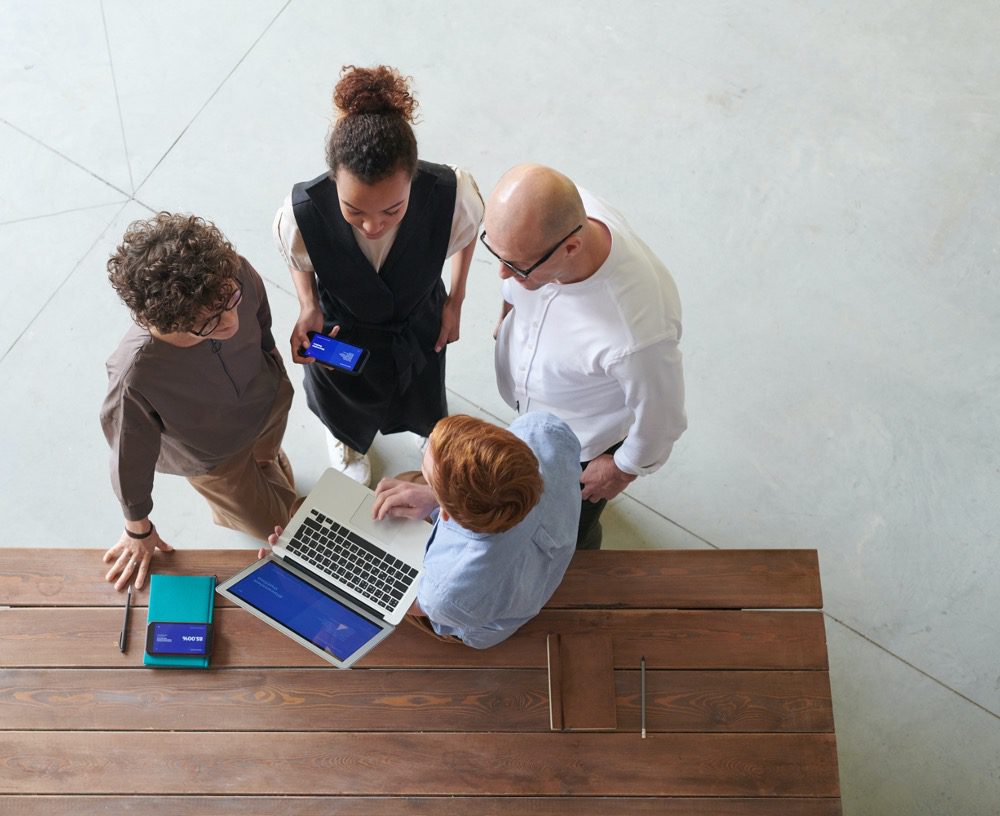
[119,583,132,652]
[640,655,646,739]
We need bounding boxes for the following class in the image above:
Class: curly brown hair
[107,213,241,334]
[428,415,544,535]
[326,64,419,183]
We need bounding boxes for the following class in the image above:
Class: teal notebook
[144,574,216,668]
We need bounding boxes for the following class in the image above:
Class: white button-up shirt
[494,189,687,474]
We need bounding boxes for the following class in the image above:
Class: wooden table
[0,548,841,814]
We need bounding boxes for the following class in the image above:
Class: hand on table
[103,526,173,591]
[580,454,637,503]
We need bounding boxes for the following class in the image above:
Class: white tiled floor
[1,2,997,812]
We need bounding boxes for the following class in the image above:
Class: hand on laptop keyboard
[372,477,438,522]
[258,525,283,559]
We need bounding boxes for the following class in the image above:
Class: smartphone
[145,621,214,656]
[303,331,369,375]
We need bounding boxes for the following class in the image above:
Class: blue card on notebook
[144,574,216,669]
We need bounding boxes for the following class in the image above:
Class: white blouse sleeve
[272,194,316,275]
[445,166,485,259]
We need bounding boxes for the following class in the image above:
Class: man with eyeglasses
[483,165,687,550]
[100,212,300,591]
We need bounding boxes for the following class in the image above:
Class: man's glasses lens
[479,224,583,279]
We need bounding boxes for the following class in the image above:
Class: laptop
[216,467,431,669]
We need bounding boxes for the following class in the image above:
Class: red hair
[428,416,543,534]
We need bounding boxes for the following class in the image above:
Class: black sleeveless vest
[290,161,457,451]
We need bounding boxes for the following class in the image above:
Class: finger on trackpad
[350,495,403,545]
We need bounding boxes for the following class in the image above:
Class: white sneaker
[325,431,372,486]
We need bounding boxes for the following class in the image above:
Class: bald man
[481,165,687,549]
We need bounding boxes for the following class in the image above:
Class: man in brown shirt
[101,213,299,591]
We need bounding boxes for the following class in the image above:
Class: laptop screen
[228,560,383,660]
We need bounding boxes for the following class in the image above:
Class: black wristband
[125,523,155,540]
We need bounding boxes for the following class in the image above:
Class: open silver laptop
[217,467,430,668]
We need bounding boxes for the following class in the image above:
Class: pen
[640,655,646,739]
[119,583,132,653]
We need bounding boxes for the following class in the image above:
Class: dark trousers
[576,440,625,550]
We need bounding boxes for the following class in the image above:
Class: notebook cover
[144,574,216,668]
[547,633,617,731]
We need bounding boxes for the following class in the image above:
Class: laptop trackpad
[349,494,403,547]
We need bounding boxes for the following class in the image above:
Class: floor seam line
[100,0,135,195]
[0,201,132,365]
[0,118,131,199]
[134,0,294,194]
[824,612,1000,720]
[0,201,129,226]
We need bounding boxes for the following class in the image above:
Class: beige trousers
[187,376,300,541]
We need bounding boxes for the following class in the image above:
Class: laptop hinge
[277,555,387,623]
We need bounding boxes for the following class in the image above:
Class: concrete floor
[1,1,998,812]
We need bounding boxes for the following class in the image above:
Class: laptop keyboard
[286,510,419,609]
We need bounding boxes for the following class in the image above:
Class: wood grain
[0,547,840,809]
[0,548,822,609]
[550,548,822,609]
[0,795,843,816]
[0,608,829,670]
[0,731,841,796]
[0,668,834,732]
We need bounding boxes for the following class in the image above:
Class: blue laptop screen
[228,560,382,660]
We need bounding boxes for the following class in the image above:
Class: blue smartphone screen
[150,622,210,655]
[307,335,365,372]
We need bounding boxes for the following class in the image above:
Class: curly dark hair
[326,64,419,183]
[107,213,241,334]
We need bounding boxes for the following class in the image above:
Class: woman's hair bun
[333,64,418,123]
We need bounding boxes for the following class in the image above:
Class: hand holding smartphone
[301,331,369,375]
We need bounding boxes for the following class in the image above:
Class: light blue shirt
[416,412,582,649]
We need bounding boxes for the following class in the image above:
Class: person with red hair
[372,412,581,648]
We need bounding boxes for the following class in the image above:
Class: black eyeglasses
[192,283,243,337]
[479,224,583,279]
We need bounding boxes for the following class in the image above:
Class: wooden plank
[0,668,834,732]
[0,795,843,816]
[550,549,822,609]
[0,548,822,610]
[0,608,829,670]
[0,731,841,796]
[0,795,843,815]
[0,549,249,608]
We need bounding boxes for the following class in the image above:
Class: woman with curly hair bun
[273,65,483,485]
